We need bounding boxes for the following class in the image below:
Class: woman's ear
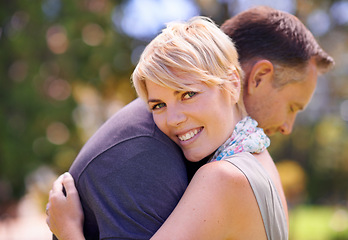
[245,60,274,95]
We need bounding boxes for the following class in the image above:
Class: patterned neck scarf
[209,116,270,162]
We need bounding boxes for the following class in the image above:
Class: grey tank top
[223,152,288,240]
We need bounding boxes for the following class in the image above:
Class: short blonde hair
[132,16,245,114]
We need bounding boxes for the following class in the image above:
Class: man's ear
[246,60,274,95]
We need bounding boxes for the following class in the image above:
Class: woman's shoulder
[202,152,258,183]
[199,159,249,184]
[195,159,257,203]
[193,159,267,239]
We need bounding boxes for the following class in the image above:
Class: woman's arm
[46,173,85,240]
[46,161,267,240]
[151,160,267,240]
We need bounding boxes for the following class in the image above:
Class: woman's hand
[46,172,85,240]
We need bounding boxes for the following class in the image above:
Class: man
[221,6,333,135]
[49,6,334,240]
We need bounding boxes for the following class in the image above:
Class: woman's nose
[166,106,187,127]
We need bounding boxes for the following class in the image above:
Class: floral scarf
[209,116,270,162]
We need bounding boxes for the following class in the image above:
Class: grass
[289,205,348,240]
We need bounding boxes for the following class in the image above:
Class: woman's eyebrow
[148,99,161,104]
[148,91,182,104]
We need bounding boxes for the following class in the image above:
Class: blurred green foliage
[0,0,347,225]
[0,0,135,202]
[289,205,348,240]
[270,115,348,205]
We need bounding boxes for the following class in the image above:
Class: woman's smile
[146,79,240,162]
[177,127,203,142]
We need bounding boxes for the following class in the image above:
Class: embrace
[46,6,333,240]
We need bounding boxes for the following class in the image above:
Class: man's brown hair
[221,6,334,87]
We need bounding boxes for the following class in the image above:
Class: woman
[47,16,288,239]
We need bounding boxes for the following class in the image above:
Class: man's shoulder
[70,98,183,179]
[79,98,157,151]
[105,98,155,137]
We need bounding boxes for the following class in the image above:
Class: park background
[1,0,348,239]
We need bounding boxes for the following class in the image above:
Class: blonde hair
[132,16,245,116]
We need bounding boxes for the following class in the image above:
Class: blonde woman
[47,16,287,240]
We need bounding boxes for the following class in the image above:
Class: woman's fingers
[61,172,78,198]
[46,172,85,239]
[51,173,65,193]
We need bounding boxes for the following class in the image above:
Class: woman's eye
[152,102,166,110]
[182,91,197,100]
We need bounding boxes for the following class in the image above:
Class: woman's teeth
[178,129,200,141]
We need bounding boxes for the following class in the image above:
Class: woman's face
[146,79,239,162]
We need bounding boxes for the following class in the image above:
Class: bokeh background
[1,0,347,239]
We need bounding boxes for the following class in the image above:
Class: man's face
[244,58,318,136]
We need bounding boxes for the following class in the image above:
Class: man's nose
[279,117,296,135]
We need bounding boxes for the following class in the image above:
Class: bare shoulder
[187,160,254,215]
[196,160,249,187]
[152,159,267,240]
[189,160,251,203]
[191,160,267,239]
[194,159,260,202]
